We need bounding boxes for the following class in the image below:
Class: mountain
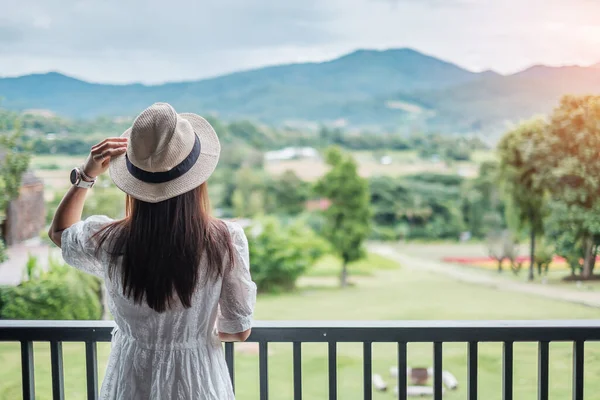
[0,49,480,121]
[392,65,600,132]
[2,48,600,134]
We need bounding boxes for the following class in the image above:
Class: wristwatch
[70,167,96,189]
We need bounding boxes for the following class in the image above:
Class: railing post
[433,342,443,400]
[397,342,407,400]
[293,342,302,400]
[50,341,65,400]
[225,342,235,393]
[503,341,513,400]
[85,341,98,400]
[468,341,478,400]
[363,342,372,400]
[20,341,35,400]
[328,342,337,400]
[573,341,584,400]
[538,341,549,400]
[259,342,269,400]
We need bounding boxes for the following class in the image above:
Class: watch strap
[75,178,95,189]
[71,167,96,189]
[79,167,96,183]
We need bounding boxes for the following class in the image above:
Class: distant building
[305,198,331,212]
[380,156,392,165]
[264,147,319,162]
[1,172,46,246]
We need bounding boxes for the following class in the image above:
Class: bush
[0,256,102,320]
[370,225,399,241]
[37,162,61,170]
[247,217,330,292]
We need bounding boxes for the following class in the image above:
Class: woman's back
[62,215,255,399]
[50,103,257,399]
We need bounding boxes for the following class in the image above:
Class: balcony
[1,320,599,400]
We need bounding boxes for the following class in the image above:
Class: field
[30,155,87,196]
[399,242,600,293]
[1,253,599,399]
[33,150,490,191]
[265,150,486,181]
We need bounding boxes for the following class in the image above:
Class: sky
[1,0,600,84]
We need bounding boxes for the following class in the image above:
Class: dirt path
[369,243,600,308]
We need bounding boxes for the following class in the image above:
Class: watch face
[70,168,78,185]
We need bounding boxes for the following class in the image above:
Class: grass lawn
[307,253,400,277]
[488,268,600,293]
[1,254,599,399]
[30,154,85,170]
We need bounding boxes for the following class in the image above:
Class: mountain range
[1,48,600,135]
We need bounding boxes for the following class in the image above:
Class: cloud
[1,0,599,83]
[4,0,336,53]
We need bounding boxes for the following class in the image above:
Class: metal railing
[1,320,600,400]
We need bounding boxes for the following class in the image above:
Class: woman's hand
[82,137,128,179]
[48,137,128,247]
[218,329,252,342]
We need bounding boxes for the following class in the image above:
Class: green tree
[231,167,268,218]
[315,147,370,287]
[534,96,600,278]
[266,170,310,215]
[498,118,547,281]
[82,176,126,219]
[0,120,31,262]
[461,161,505,238]
[246,217,329,292]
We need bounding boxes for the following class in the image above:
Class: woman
[48,102,257,399]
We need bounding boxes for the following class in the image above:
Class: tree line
[1,107,488,160]
[498,95,600,280]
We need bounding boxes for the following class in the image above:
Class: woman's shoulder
[220,219,247,236]
[218,219,250,247]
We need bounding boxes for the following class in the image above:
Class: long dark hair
[95,183,234,312]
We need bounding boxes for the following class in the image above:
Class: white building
[264,147,319,162]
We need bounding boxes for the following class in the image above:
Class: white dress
[61,215,257,400]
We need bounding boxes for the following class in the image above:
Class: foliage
[543,201,588,276]
[246,217,329,293]
[231,167,269,218]
[370,174,468,241]
[497,118,548,280]
[0,121,31,262]
[533,95,600,278]
[82,176,126,219]
[266,170,311,215]
[0,256,102,320]
[534,238,554,276]
[486,230,519,273]
[461,161,505,238]
[23,253,42,282]
[493,95,600,279]
[315,147,371,286]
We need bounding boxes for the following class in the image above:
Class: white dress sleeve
[61,215,113,278]
[217,223,257,334]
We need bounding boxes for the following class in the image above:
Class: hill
[394,65,600,132]
[1,49,600,134]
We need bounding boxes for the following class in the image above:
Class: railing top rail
[1,320,599,343]
[2,319,600,329]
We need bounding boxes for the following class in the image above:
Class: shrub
[37,162,61,170]
[246,217,330,292]
[370,225,397,241]
[0,256,102,320]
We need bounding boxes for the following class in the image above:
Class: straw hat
[109,103,220,203]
